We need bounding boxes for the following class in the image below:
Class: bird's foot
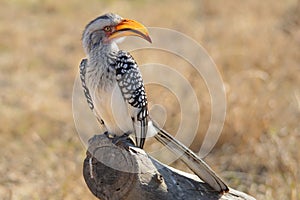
[109,132,134,151]
[104,131,115,139]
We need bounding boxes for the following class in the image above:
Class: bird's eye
[103,26,112,32]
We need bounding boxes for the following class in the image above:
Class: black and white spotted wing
[79,59,104,125]
[114,51,149,148]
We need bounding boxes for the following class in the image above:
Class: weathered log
[83,134,256,200]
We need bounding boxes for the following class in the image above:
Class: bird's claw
[103,132,135,150]
[112,137,130,151]
[104,131,115,139]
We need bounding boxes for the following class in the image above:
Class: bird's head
[82,13,151,54]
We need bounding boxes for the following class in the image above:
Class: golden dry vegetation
[0,0,299,199]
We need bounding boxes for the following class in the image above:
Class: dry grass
[0,0,299,199]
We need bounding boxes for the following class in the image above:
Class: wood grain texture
[83,134,256,200]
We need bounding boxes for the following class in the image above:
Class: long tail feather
[151,122,229,193]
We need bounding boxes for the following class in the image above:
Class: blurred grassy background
[0,0,299,199]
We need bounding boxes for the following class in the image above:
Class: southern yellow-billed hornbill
[79,13,229,193]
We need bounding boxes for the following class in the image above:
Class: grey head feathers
[82,13,123,54]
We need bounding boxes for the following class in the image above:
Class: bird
[79,13,229,193]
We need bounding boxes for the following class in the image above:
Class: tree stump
[83,134,256,200]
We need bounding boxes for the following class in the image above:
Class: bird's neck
[86,42,119,90]
[88,42,118,65]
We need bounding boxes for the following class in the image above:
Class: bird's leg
[104,131,129,148]
[108,132,135,150]
[104,131,115,139]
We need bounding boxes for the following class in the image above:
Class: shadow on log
[83,134,256,200]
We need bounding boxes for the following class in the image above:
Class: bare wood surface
[83,134,256,200]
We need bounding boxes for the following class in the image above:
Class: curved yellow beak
[109,19,152,43]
